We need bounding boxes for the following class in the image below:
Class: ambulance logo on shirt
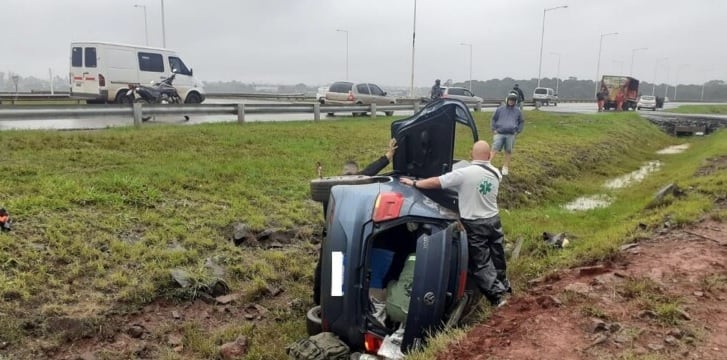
[479,180,493,195]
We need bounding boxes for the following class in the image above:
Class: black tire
[185,92,202,104]
[306,306,323,336]
[310,175,382,203]
[384,111,394,116]
[116,90,132,104]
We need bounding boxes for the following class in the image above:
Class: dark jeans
[461,216,509,303]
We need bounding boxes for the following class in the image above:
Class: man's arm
[516,110,524,134]
[491,108,500,132]
[399,176,442,189]
[358,156,389,176]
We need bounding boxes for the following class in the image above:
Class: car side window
[356,84,371,95]
[449,88,464,96]
[369,84,385,96]
[464,89,474,97]
[138,52,165,72]
[168,57,192,75]
[329,82,352,93]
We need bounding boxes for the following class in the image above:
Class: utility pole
[409,0,417,97]
[161,0,167,47]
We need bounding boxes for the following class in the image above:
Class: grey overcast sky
[1,0,725,87]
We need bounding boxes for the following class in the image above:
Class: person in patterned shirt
[399,140,511,307]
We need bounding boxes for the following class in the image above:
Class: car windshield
[534,88,547,94]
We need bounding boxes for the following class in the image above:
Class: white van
[533,87,557,106]
[70,42,205,104]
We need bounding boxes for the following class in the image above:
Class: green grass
[669,104,727,114]
[0,112,726,359]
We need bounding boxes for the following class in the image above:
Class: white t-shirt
[438,160,501,220]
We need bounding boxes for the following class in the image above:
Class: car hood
[390,99,478,179]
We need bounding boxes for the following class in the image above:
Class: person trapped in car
[399,140,511,307]
[490,93,524,176]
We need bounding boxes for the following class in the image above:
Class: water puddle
[563,194,613,211]
[657,144,690,154]
[564,160,664,211]
[604,161,662,189]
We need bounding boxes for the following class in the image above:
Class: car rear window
[448,88,465,96]
[71,47,83,67]
[84,47,97,68]
[329,82,353,93]
[534,88,547,94]
[641,96,655,100]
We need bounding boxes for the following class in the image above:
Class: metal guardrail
[0,102,498,128]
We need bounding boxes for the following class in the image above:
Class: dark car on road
[307,99,481,356]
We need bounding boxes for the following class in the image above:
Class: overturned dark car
[307,99,482,357]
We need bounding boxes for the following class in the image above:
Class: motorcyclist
[431,79,443,100]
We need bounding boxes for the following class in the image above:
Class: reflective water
[656,144,691,154]
[604,161,662,189]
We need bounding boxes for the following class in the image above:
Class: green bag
[286,332,350,360]
[386,254,416,323]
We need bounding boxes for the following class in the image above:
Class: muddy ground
[438,219,727,360]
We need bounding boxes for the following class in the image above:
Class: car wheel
[306,306,323,336]
[116,90,132,104]
[384,111,394,116]
[185,92,202,104]
[327,112,335,116]
[637,107,641,110]
[310,175,384,203]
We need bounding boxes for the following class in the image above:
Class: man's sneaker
[501,167,509,176]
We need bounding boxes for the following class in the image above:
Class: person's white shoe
[501,167,509,176]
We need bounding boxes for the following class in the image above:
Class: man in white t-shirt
[399,140,511,306]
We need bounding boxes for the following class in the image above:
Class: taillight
[364,332,383,353]
[372,192,403,222]
[98,74,106,87]
[457,270,467,298]
[347,91,354,101]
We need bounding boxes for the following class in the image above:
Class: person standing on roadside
[399,141,511,307]
[431,79,443,100]
[512,84,525,109]
[596,90,606,112]
[490,93,524,176]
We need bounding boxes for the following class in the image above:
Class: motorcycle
[126,73,188,121]
[126,73,182,105]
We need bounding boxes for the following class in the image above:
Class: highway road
[0,99,694,131]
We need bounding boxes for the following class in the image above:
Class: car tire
[310,175,381,203]
[306,306,323,336]
[116,90,132,104]
[185,92,202,104]
[384,111,394,116]
[327,112,335,116]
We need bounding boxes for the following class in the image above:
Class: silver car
[322,81,397,116]
[637,95,657,111]
[440,86,483,104]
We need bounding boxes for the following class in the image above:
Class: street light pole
[537,5,567,88]
[460,43,472,92]
[133,4,149,46]
[594,32,618,96]
[550,52,561,95]
[630,47,647,76]
[409,0,417,97]
[160,0,166,47]
[336,29,349,81]
[652,57,668,96]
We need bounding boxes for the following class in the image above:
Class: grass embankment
[669,104,727,114]
[0,111,725,359]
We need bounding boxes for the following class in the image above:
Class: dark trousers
[461,216,509,302]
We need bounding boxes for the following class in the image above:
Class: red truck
[599,75,640,111]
